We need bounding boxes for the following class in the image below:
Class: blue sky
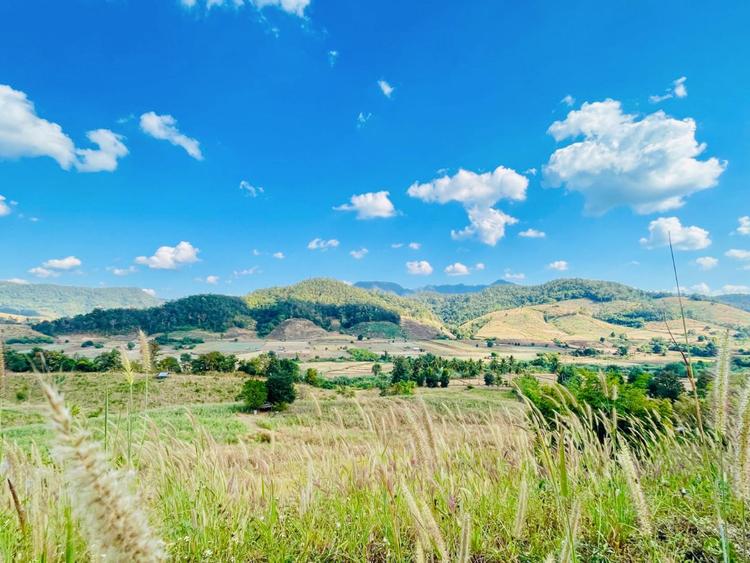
[1,0,748,299]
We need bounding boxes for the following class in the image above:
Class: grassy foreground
[0,368,749,561]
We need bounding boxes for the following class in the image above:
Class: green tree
[266,362,297,405]
[648,368,683,401]
[238,379,268,411]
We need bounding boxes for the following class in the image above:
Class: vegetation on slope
[245,278,444,336]
[33,294,254,335]
[0,281,161,319]
[415,278,668,326]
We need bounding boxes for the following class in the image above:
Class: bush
[266,361,297,405]
[303,368,320,386]
[238,379,268,411]
[380,380,416,396]
[647,368,684,400]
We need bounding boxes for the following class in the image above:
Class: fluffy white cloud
[547,260,569,271]
[28,267,57,278]
[686,283,750,296]
[475,262,485,271]
[135,241,200,269]
[182,0,310,17]
[639,217,711,250]
[204,275,219,285]
[726,249,750,269]
[450,206,518,246]
[108,266,137,276]
[4,278,29,284]
[408,166,527,246]
[406,260,433,276]
[519,228,546,238]
[75,129,128,172]
[240,180,264,197]
[695,256,718,270]
[737,216,750,236]
[722,285,750,294]
[43,256,81,270]
[307,238,339,251]
[350,248,368,260]
[0,84,127,172]
[444,262,470,276]
[650,76,688,103]
[142,288,157,297]
[335,191,396,219]
[378,80,394,98]
[408,242,421,250]
[140,112,203,160]
[0,195,10,217]
[328,50,339,67]
[543,99,725,215]
[273,251,285,259]
[234,266,261,276]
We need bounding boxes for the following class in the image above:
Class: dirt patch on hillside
[401,318,446,340]
[267,319,329,341]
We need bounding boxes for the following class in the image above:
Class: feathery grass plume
[458,512,471,562]
[617,442,652,537]
[121,348,136,464]
[0,338,5,434]
[731,377,750,501]
[513,469,529,539]
[138,329,152,374]
[39,380,165,561]
[400,481,449,562]
[712,331,731,436]
[559,498,581,563]
[1,459,27,535]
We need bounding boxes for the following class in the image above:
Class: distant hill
[34,294,253,335]
[413,278,668,326]
[714,294,750,313]
[245,278,446,337]
[354,279,512,296]
[0,282,161,319]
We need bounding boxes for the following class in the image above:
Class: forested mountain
[245,278,444,335]
[354,279,512,296]
[0,282,160,319]
[413,278,667,325]
[714,293,750,312]
[34,295,253,335]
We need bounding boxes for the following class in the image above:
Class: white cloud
[334,191,396,219]
[109,266,137,276]
[475,262,485,271]
[204,275,219,285]
[350,248,368,260]
[547,260,569,271]
[408,242,421,250]
[561,94,575,107]
[74,129,128,172]
[356,112,372,128]
[43,256,81,270]
[503,270,526,282]
[722,285,750,294]
[142,288,157,297]
[182,0,310,17]
[328,50,339,67]
[408,166,527,246]
[0,84,127,172]
[273,251,285,259]
[140,112,203,160]
[135,241,200,269]
[524,167,537,176]
[378,80,394,98]
[695,256,718,271]
[685,283,750,296]
[737,216,750,236]
[28,267,58,279]
[450,206,518,246]
[726,249,750,269]
[406,260,433,276]
[444,262,470,276]
[0,195,10,217]
[649,76,688,103]
[252,249,262,256]
[543,99,725,215]
[639,217,711,250]
[240,180,264,197]
[519,228,546,239]
[688,282,712,295]
[3,278,29,284]
[234,266,261,276]
[307,238,339,251]
[391,243,403,249]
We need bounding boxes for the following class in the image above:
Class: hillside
[354,279,512,296]
[0,281,161,319]
[714,293,750,313]
[34,294,254,335]
[245,278,446,336]
[414,278,667,326]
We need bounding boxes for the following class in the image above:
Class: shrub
[380,380,416,396]
[238,379,268,411]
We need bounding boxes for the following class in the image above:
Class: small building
[155,371,170,380]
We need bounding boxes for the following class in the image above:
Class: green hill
[413,278,668,326]
[0,282,161,319]
[245,278,445,336]
[34,294,253,335]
